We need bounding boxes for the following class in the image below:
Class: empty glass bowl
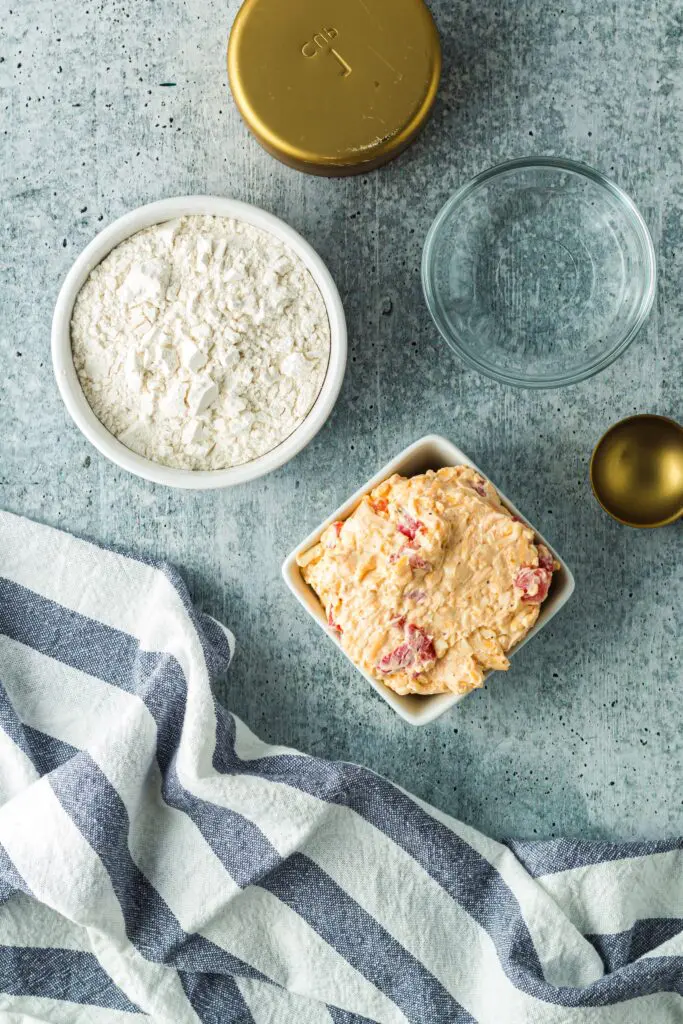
[422,157,656,388]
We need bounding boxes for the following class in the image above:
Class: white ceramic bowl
[282,434,575,726]
[52,196,347,489]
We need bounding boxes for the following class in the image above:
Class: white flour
[71,215,330,470]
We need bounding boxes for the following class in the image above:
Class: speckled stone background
[2,0,682,842]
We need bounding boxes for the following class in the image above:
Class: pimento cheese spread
[297,466,556,696]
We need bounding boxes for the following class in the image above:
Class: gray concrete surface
[2,0,682,842]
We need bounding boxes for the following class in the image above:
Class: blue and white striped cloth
[1,509,682,1023]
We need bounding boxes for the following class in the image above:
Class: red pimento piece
[369,498,389,515]
[378,643,415,673]
[326,520,345,548]
[396,512,425,542]
[514,566,552,604]
[390,615,406,630]
[327,610,343,634]
[378,620,436,675]
[406,623,437,662]
[405,589,427,603]
[473,480,487,497]
[390,547,430,566]
[537,547,554,573]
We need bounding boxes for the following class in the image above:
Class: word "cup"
[301,27,339,58]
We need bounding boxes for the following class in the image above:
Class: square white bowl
[282,434,575,726]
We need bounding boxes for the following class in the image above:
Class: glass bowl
[422,157,656,389]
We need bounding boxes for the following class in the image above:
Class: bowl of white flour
[52,196,346,488]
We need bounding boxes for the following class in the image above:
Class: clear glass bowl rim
[421,156,657,389]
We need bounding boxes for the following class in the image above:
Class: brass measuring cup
[590,415,683,527]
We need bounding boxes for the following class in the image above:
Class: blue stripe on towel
[587,919,683,972]
[506,836,683,877]
[0,684,78,776]
[47,753,267,984]
[328,1009,380,1024]
[0,844,30,903]
[198,613,234,668]
[0,679,33,763]
[22,725,78,775]
[0,579,139,694]
[0,946,141,1012]
[178,971,254,1024]
[262,852,475,1024]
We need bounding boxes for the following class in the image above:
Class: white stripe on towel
[0,995,145,1024]
[537,852,683,936]
[0,728,38,803]
[236,977,335,1024]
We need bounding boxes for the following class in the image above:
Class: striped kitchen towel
[0,510,682,1024]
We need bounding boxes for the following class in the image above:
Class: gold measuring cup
[590,415,683,527]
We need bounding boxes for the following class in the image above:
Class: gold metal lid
[228,0,441,176]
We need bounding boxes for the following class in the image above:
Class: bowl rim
[421,155,657,390]
[51,195,347,489]
[282,433,575,726]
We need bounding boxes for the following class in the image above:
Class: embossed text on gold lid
[227,0,441,176]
